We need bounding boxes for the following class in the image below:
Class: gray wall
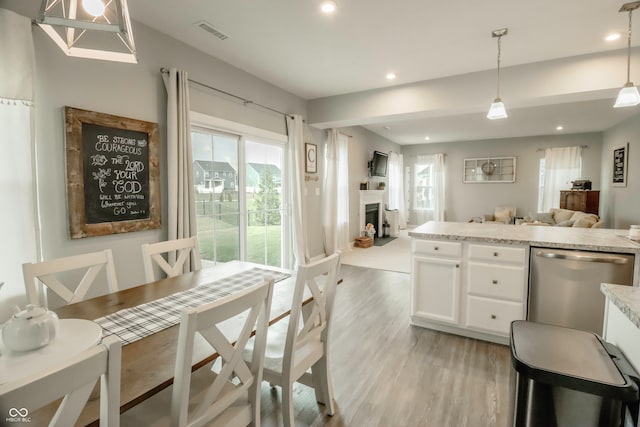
[401,133,603,224]
[601,112,640,228]
[3,2,316,296]
[340,126,401,241]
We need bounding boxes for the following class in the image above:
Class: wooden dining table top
[31,261,300,427]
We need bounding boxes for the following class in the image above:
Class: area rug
[373,236,397,247]
[341,229,411,273]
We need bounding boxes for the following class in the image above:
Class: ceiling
[127,0,640,144]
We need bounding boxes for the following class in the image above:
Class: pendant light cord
[627,10,633,84]
[496,35,502,99]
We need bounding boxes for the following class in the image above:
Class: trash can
[510,320,639,427]
[384,209,399,237]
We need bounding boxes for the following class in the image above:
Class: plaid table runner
[94,267,290,345]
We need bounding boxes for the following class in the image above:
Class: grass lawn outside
[197,214,282,267]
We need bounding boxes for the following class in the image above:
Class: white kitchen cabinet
[411,239,462,325]
[465,244,527,336]
[411,238,528,344]
[412,255,461,324]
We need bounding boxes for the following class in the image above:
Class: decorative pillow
[528,212,555,225]
[571,212,599,228]
[550,208,575,223]
[494,206,513,223]
[556,219,575,227]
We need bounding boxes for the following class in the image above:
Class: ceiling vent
[195,20,230,40]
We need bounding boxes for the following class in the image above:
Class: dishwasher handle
[535,250,631,264]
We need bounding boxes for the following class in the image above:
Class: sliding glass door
[192,129,241,263]
[191,127,289,268]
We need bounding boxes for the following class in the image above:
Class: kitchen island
[602,283,640,372]
[409,222,640,344]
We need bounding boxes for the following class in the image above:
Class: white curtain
[286,114,309,266]
[323,129,350,254]
[433,153,445,221]
[0,8,38,320]
[388,152,407,228]
[162,68,197,270]
[542,146,582,212]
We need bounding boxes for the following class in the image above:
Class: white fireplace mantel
[359,190,386,238]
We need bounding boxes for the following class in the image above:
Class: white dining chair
[23,249,119,307]
[0,335,121,427]
[246,252,341,427]
[141,237,203,282]
[120,277,275,427]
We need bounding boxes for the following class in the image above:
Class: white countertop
[409,221,640,254]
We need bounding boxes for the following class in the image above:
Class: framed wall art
[305,143,317,173]
[612,143,629,187]
[65,106,161,238]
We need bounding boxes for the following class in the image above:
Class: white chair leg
[313,356,335,416]
[282,383,295,427]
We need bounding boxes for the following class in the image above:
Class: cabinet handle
[493,252,499,257]
[492,280,498,285]
[490,314,497,320]
[434,246,439,251]
[455,264,460,268]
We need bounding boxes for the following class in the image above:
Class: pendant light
[614,1,640,108]
[35,0,137,63]
[487,28,508,120]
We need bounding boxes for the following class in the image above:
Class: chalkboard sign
[612,143,629,188]
[65,107,161,238]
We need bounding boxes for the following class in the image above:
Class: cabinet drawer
[468,244,526,264]
[468,262,526,301]
[466,296,523,335]
[413,240,462,257]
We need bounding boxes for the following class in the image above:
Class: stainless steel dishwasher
[529,247,634,336]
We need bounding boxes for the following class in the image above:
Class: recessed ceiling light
[606,33,621,41]
[556,125,564,131]
[320,1,337,14]
[424,136,430,141]
[386,72,396,81]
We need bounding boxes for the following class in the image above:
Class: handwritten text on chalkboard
[83,123,150,223]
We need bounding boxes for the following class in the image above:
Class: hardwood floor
[258,265,512,427]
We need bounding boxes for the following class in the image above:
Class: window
[414,163,433,210]
[191,115,289,268]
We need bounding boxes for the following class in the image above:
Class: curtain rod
[536,144,588,152]
[160,67,301,121]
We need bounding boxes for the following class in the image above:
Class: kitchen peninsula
[409,222,640,344]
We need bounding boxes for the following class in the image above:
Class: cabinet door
[412,255,461,324]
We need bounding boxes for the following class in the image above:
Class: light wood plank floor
[258,265,512,427]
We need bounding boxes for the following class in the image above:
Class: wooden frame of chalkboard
[612,142,629,188]
[65,106,161,238]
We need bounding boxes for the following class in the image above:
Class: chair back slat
[171,278,274,427]
[141,237,202,282]
[284,252,340,375]
[23,249,119,307]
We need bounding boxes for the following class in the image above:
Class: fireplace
[359,190,385,238]
[365,203,379,235]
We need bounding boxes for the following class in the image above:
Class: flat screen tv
[369,151,389,177]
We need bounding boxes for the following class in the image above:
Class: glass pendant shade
[614,83,640,107]
[487,98,508,120]
[35,0,137,63]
